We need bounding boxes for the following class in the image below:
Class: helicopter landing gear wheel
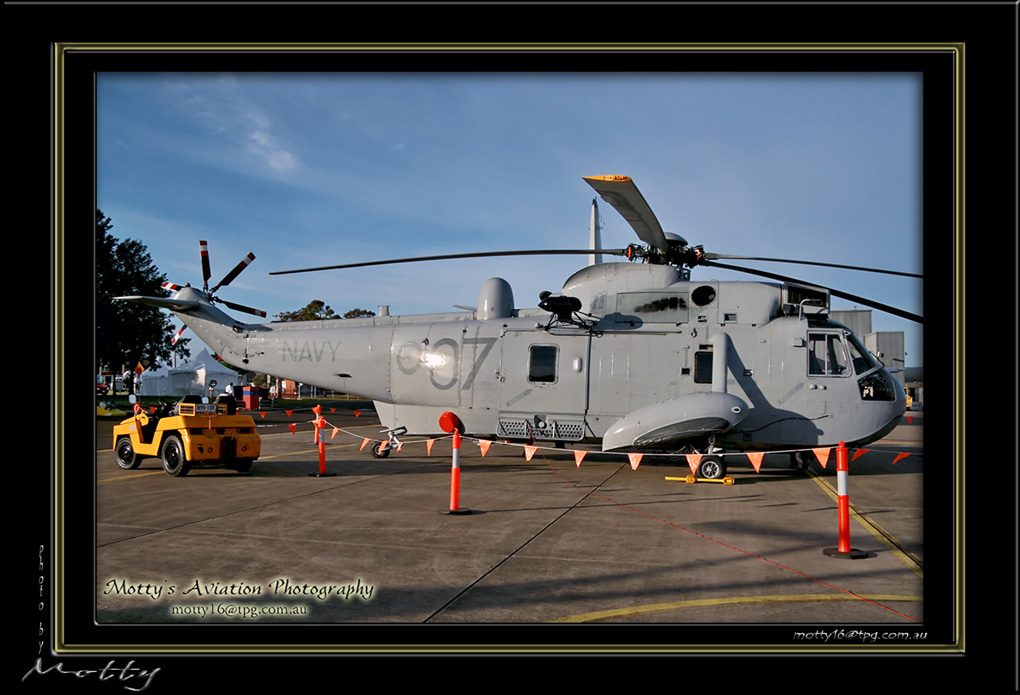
[697,455,727,480]
[371,442,391,458]
[790,451,814,470]
[115,436,141,470]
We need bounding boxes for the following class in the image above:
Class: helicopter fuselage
[167,262,904,453]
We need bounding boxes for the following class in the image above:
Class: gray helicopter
[117,175,920,479]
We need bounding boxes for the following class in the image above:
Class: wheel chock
[666,475,735,485]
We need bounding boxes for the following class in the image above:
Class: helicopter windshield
[844,331,879,374]
[808,331,879,377]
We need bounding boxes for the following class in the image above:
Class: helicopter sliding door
[497,329,591,442]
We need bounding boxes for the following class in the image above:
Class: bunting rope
[270,406,920,470]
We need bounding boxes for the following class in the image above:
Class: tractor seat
[174,395,203,416]
[215,394,237,415]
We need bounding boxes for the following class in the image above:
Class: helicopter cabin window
[615,292,689,324]
[807,332,850,376]
[528,345,558,383]
[694,350,713,384]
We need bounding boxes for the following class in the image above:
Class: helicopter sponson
[602,391,747,451]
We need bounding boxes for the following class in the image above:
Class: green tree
[96,210,188,374]
[273,301,376,322]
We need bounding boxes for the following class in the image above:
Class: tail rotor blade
[218,298,267,318]
[212,252,256,292]
[200,240,212,290]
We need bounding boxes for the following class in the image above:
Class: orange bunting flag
[478,440,492,457]
[360,438,369,451]
[628,453,643,470]
[685,453,702,474]
[330,408,336,413]
[288,424,297,434]
[524,445,537,462]
[426,439,435,456]
[746,451,765,473]
[812,447,831,469]
[892,452,911,465]
[312,404,322,415]
[285,410,293,418]
[259,412,266,418]
[354,410,361,417]
[330,427,340,440]
[574,450,587,467]
[851,449,870,461]
[906,416,913,424]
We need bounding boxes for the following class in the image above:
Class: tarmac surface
[91,402,937,651]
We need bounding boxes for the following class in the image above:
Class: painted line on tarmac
[533,452,921,623]
[97,470,164,483]
[258,441,366,461]
[97,441,369,481]
[549,593,922,623]
[806,469,923,577]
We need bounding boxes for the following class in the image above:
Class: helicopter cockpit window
[616,292,689,323]
[844,332,878,374]
[808,332,849,376]
[528,345,558,383]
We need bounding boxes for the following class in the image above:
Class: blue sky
[97,71,923,366]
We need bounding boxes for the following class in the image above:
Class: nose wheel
[371,426,407,458]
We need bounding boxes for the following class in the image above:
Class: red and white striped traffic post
[439,412,471,515]
[309,404,336,478]
[823,441,869,559]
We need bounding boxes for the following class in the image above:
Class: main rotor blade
[701,259,923,324]
[269,248,630,275]
[584,175,670,254]
[702,253,922,278]
[211,252,256,292]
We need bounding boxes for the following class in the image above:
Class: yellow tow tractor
[113,395,261,476]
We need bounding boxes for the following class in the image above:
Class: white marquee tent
[138,348,239,398]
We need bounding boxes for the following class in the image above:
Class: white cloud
[166,78,301,174]
[243,110,300,173]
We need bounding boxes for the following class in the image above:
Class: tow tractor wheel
[161,434,191,477]
[697,455,727,480]
[371,442,391,458]
[115,436,141,470]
